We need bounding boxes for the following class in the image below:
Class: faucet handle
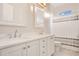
[7,34,12,39]
[14,29,18,38]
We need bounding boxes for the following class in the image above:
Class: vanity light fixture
[30,3,47,13]
[30,4,35,12]
[30,5,33,11]
[34,3,47,10]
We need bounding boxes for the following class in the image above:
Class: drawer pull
[27,45,30,48]
[43,40,45,42]
[42,51,45,54]
[43,46,45,48]
[23,47,26,49]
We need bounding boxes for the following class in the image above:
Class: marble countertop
[0,33,53,50]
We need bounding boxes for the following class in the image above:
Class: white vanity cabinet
[26,40,40,56]
[0,36,54,56]
[0,43,27,56]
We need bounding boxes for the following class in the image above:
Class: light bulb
[30,5,33,12]
[44,12,50,18]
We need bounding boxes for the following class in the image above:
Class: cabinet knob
[27,45,30,48]
[43,46,45,48]
[43,40,45,42]
[23,47,26,49]
[42,51,45,54]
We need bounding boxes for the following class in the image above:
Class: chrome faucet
[14,29,22,38]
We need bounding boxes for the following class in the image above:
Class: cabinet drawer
[40,45,47,55]
[40,51,47,56]
[40,45,47,50]
[26,40,40,56]
[40,39,47,45]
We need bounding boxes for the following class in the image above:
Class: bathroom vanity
[0,34,54,56]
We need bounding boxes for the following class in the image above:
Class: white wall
[53,20,79,39]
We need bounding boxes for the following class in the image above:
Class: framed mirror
[34,6,45,28]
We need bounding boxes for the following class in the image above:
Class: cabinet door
[13,4,33,26]
[3,4,14,21]
[0,4,15,25]
[47,36,55,56]
[0,3,27,26]
[13,4,25,26]
[26,40,39,56]
[0,43,26,56]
